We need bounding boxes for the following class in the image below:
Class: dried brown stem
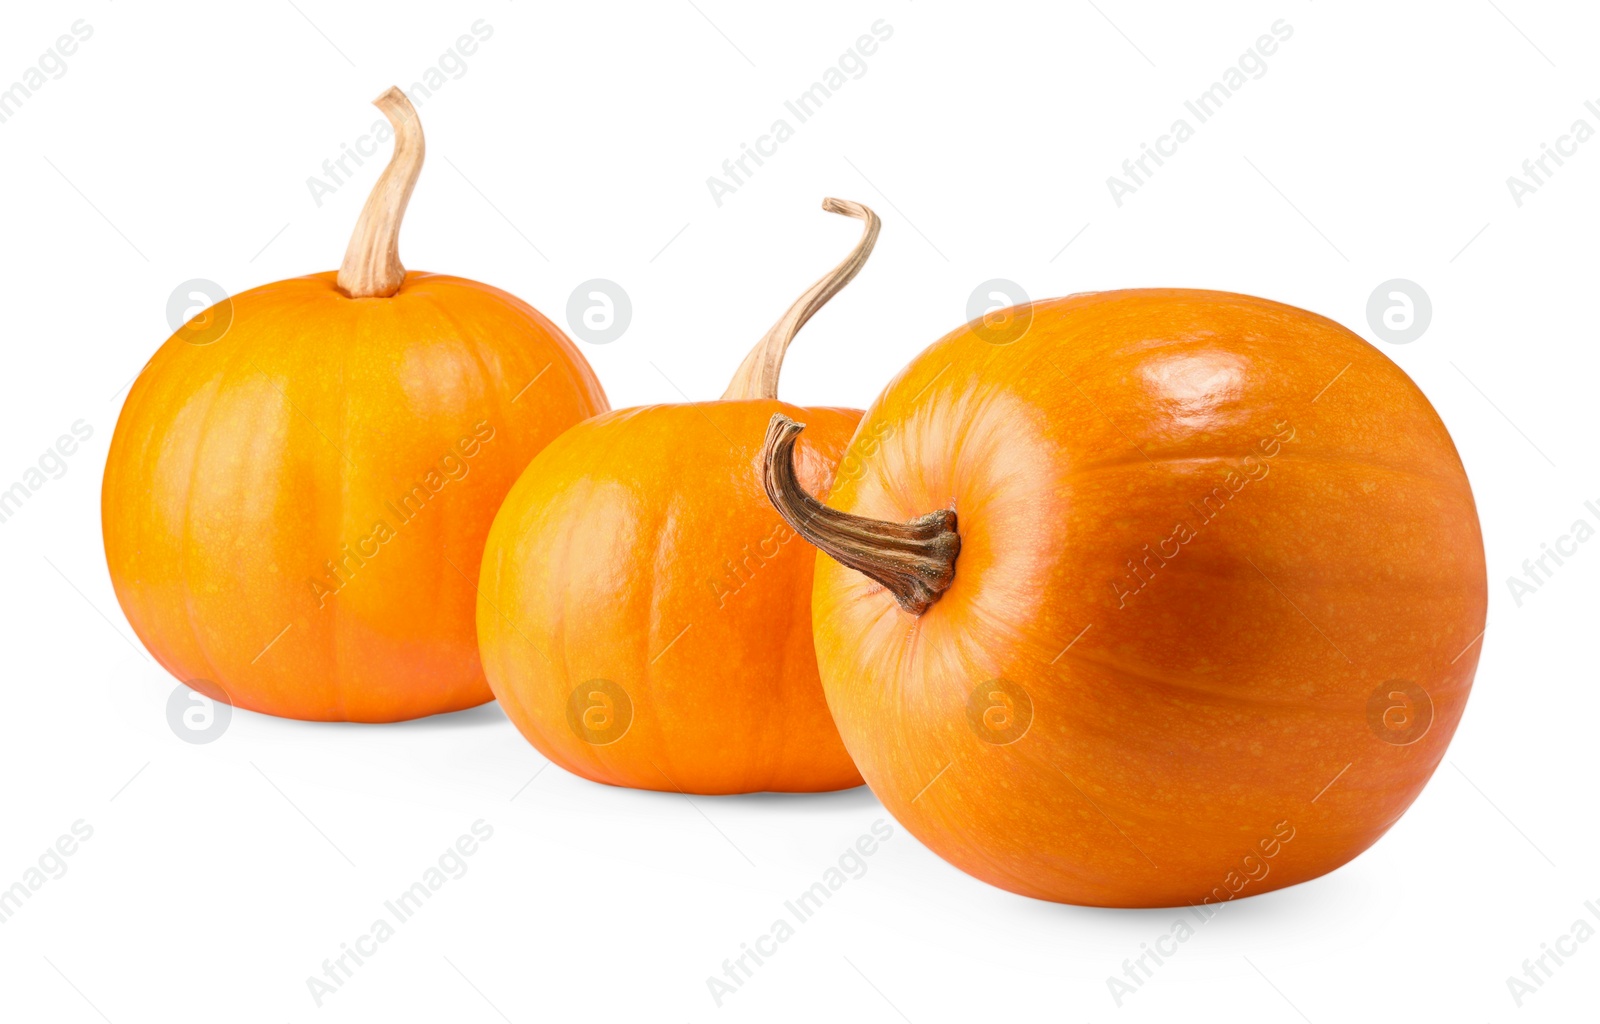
[336,86,424,299]
[722,198,881,400]
[760,414,959,615]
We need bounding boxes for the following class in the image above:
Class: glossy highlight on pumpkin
[767,288,1487,907]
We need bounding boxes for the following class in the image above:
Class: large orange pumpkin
[103,87,606,722]
[477,199,879,794]
[762,288,1486,907]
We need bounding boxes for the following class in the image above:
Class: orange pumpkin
[103,87,606,722]
[478,199,879,794]
[762,288,1486,907]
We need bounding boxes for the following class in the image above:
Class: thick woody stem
[721,198,881,400]
[336,87,424,298]
[760,414,959,615]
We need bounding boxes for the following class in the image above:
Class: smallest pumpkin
[479,199,881,794]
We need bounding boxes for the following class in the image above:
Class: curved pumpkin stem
[721,198,881,400]
[760,414,959,615]
[337,86,424,299]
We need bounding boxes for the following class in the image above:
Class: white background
[1,1,1595,1021]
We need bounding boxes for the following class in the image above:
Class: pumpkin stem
[336,86,424,299]
[760,413,959,615]
[721,198,881,400]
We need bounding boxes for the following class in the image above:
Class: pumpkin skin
[478,401,865,793]
[798,288,1485,907]
[478,197,881,794]
[104,270,607,722]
